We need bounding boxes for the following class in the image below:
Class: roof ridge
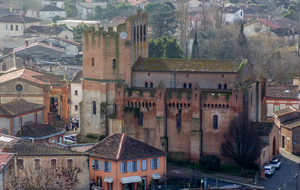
[18,14,25,24]
[117,133,125,160]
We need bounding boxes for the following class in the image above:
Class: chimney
[48,112,52,126]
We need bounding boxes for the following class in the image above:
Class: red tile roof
[0,153,14,169]
[86,133,167,160]
[267,85,299,99]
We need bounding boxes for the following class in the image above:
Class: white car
[63,136,75,144]
[269,159,281,169]
[264,165,275,176]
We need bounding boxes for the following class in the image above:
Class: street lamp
[296,173,298,190]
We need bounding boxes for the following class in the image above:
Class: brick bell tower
[78,10,148,140]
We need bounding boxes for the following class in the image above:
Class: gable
[0,79,44,95]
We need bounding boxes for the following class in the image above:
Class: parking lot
[258,148,300,190]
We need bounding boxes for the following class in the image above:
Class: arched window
[150,82,153,88]
[92,101,96,115]
[140,25,142,41]
[183,83,187,88]
[145,82,148,87]
[138,112,143,126]
[189,83,192,88]
[134,26,136,42]
[218,84,221,89]
[91,57,94,66]
[143,24,146,41]
[176,113,181,129]
[224,84,227,89]
[112,59,116,69]
[213,115,218,130]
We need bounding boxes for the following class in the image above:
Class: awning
[121,176,142,184]
[152,173,161,180]
[104,177,113,183]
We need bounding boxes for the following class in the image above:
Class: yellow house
[86,133,168,190]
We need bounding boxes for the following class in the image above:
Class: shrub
[98,135,106,141]
[86,133,100,139]
[199,155,220,171]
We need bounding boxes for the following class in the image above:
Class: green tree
[149,38,164,58]
[238,23,248,59]
[94,6,103,20]
[100,3,118,24]
[283,9,298,21]
[145,3,178,38]
[165,38,184,58]
[72,23,94,41]
[116,3,135,17]
[191,31,199,59]
[64,0,78,18]
[52,15,65,23]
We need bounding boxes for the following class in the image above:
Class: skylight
[0,136,13,142]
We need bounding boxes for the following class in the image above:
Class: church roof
[86,133,167,160]
[132,58,243,73]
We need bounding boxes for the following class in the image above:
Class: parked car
[264,165,275,176]
[269,159,281,169]
[70,134,77,141]
[63,136,75,144]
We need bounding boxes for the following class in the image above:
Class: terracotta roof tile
[273,107,300,117]
[267,85,299,99]
[0,100,45,116]
[132,58,243,73]
[9,141,89,156]
[16,122,63,138]
[86,133,167,160]
[0,153,14,169]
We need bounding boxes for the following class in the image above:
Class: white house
[70,70,82,117]
[41,0,66,9]
[26,4,66,22]
[76,2,107,21]
[0,15,41,39]
[224,7,243,25]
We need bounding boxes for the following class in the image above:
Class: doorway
[273,137,276,155]
[142,178,146,190]
[282,135,285,148]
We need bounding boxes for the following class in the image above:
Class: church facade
[79,10,267,162]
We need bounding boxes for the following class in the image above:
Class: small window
[150,82,153,88]
[137,26,139,42]
[183,83,187,88]
[131,161,138,172]
[50,159,56,169]
[134,26,136,42]
[34,159,40,170]
[91,57,94,66]
[224,84,227,89]
[151,158,158,169]
[95,160,101,170]
[121,162,127,173]
[240,11,243,16]
[145,82,148,88]
[189,83,192,88]
[15,25,18,31]
[10,25,13,31]
[19,118,22,126]
[112,59,116,69]
[104,161,111,172]
[218,84,221,89]
[176,114,181,129]
[75,90,78,96]
[148,73,150,76]
[5,25,8,30]
[75,105,78,111]
[143,24,146,41]
[67,159,73,168]
[92,101,96,115]
[140,25,142,41]
[17,159,24,169]
[34,114,37,123]
[274,105,279,112]
[138,112,143,126]
[16,84,23,91]
[213,115,218,130]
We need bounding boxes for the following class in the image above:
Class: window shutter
[142,160,146,170]
[120,162,123,173]
[127,162,129,173]
[137,161,139,171]
[92,160,95,170]
[103,161,105,171]
[150,159,153,169]
[130,161,133,172]
[97,160,101,170]
[108,162,111,172]
[157,158,159,169]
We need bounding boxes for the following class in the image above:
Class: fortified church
[79,10,270,162]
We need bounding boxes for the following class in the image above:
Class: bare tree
[221,114,262,170]
[5,159,82,189]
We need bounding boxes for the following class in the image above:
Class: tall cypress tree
[191,31,199,59]
[238,23,248,59]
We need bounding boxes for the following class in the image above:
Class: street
[258,148,300,190]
